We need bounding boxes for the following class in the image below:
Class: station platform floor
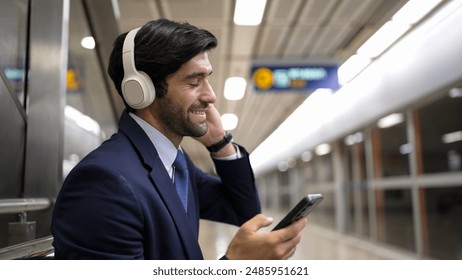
[198,209,415,260]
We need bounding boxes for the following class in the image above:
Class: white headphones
[121,27,156,109]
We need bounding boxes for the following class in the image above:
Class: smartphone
[272,194,324,231]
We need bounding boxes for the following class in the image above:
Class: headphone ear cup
[121,70,155,109]
[121,27,156,110]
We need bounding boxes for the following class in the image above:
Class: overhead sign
[251,64,339,92]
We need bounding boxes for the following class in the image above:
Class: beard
[156,96,208,138]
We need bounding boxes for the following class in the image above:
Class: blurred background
[1,0,461,260]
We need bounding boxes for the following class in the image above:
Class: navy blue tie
[173,150,189,212]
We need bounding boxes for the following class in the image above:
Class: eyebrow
[184,70,213,81]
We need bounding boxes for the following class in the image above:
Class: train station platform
[199,209,415,260]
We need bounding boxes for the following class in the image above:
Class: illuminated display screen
[251,64,339,92]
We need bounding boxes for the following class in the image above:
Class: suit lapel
[118,111,203,259]
[149,164,203,259]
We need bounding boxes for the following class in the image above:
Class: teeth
[191,110,205,115]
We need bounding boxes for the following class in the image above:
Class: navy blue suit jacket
[51,111,261,259]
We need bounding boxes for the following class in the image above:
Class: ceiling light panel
[234,0,267,26]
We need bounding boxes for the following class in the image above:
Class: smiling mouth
[190,109,206,116]
[190,103,209,116]
[189,107,208,123]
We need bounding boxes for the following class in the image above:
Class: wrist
[206,132,233,153]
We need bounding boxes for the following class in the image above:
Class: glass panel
[356,140,370,237]
[0,0,28,105]
[345,184,355,233]
[360,187,370,237]
[315,152,334,182]
[423,186,462,259]
[373,114,410,177]
[301,153,314,183]
[0,0,29,248]
[344,183,370,236]
[417,92,462,173]
[343,133,370,236]
[342,140,353,182]
[277,169,290,186]
[64,0,117,178]
[275,170,289,209]
[376,189,415,252]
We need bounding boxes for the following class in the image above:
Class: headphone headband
[122,27,140,69]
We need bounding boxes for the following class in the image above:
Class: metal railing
[0,198,51,214]
[0,235,54,259]
[0,198,54,259]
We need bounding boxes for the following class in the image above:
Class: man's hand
[225,214,307,260]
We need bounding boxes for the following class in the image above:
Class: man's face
[154,52,216,138]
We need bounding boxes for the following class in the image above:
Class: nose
[201,79,216,104]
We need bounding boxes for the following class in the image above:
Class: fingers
[241,214,274,232]
[204,104,223,134]
[271,218,307,259]
[273,218,307,242]
[205,104,219,121]
[280,231,303,259]
[225,214,271,260]
[225,214,307,260]
[283,242,298,259]
[194,104,226,146]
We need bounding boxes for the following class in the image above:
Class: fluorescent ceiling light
[338,54,371,85]
[111,0,121,20]
[277,158,296,172]
[357,21,410,58]
[315,143,331,156]
[224,77,246,100]
[65,105,101,135]
[221,113,239,130]
[449,88,462,98]
[340,0,443,84]
[344,132,364,146]
[287,157,296,168]
[400,143,412,155]
[81,36,95,49]
[277,161,289,172]
[377,113,404,129]
[234,0,267,26]
[393,0,443,25]
[442,131,462,144]
[301,151,312,162]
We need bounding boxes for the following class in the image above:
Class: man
[51,19,306,259]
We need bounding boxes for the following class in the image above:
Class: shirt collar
[129,112,178,177]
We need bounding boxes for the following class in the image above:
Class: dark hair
[108,19,218,111]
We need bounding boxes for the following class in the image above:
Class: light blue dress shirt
[129,113,239,179]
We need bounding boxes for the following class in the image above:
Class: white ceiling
[112,0,408,171]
